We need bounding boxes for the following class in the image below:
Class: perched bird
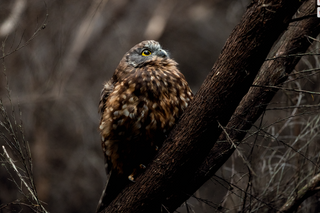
[96,40,193,212]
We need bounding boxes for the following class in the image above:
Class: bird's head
[124,40,170,68]
[113,40,177,82]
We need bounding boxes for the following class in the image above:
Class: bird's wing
[98,80,114,114]
[97,79,130,212]
[99,80,114,175]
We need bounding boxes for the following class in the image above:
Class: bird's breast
[99,65,193,173]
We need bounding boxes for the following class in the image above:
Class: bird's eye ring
[141,49,151,56]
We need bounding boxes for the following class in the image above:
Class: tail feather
[96,171,128,213]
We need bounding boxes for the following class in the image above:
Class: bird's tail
[96,171,128,213]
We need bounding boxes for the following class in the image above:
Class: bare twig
[218,121,256,176]
[266,51,320,61]
[252,85,320,96]
[2,146,48,213]
[0,13,48,212]
[277,173,320,213]
[0,1,48,60]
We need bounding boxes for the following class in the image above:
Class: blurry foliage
[1,0,320,213]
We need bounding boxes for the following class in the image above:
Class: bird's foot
[139,164,146,169]
[128,174,135,182]
[127,164,146,182]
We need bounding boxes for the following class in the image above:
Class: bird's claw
[139,164,146,169]
[128,174,135,182]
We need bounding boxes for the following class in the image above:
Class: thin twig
[0,1,48,60]
[252,85,320,95]
[265,52,320,61]
[2,146,49,213]
[277,173,320,213]
[218,121,257,176]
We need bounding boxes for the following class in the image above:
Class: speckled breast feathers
[99,40,193,180]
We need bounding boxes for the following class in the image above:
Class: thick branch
[163,0,320,211]
[102,0,304,212]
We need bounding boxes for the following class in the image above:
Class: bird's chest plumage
[100,65,192,175]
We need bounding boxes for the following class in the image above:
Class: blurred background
[1,0,320,213]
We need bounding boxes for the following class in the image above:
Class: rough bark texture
[162,0,320,211]
[101,0,305,212]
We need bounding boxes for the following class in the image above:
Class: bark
[163,0,320,211]
[101,0,305,212]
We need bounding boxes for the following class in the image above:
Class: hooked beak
[156,49,168,58]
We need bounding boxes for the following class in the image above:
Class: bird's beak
[156,49,168,58]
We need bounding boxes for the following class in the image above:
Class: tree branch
[162,0,320,211]
[277,173,320,213]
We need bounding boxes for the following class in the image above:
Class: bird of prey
[96,40,193,212]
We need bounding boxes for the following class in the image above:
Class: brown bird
[96,40,193,212]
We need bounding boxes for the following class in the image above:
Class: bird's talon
[139,164,146,169]
[128,175,135,182]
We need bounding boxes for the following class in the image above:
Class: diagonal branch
[277,173,320,213]
[162,0,320,211]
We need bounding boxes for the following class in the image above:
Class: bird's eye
[141,49,151,56]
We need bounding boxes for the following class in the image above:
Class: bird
[96,40,193,212]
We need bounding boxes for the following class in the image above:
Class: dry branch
[0,12,49,211]
[277,173,320,213]
[0,3,48,60]
[2,146,49,213]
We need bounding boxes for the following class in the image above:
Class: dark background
[1,1,320,212]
